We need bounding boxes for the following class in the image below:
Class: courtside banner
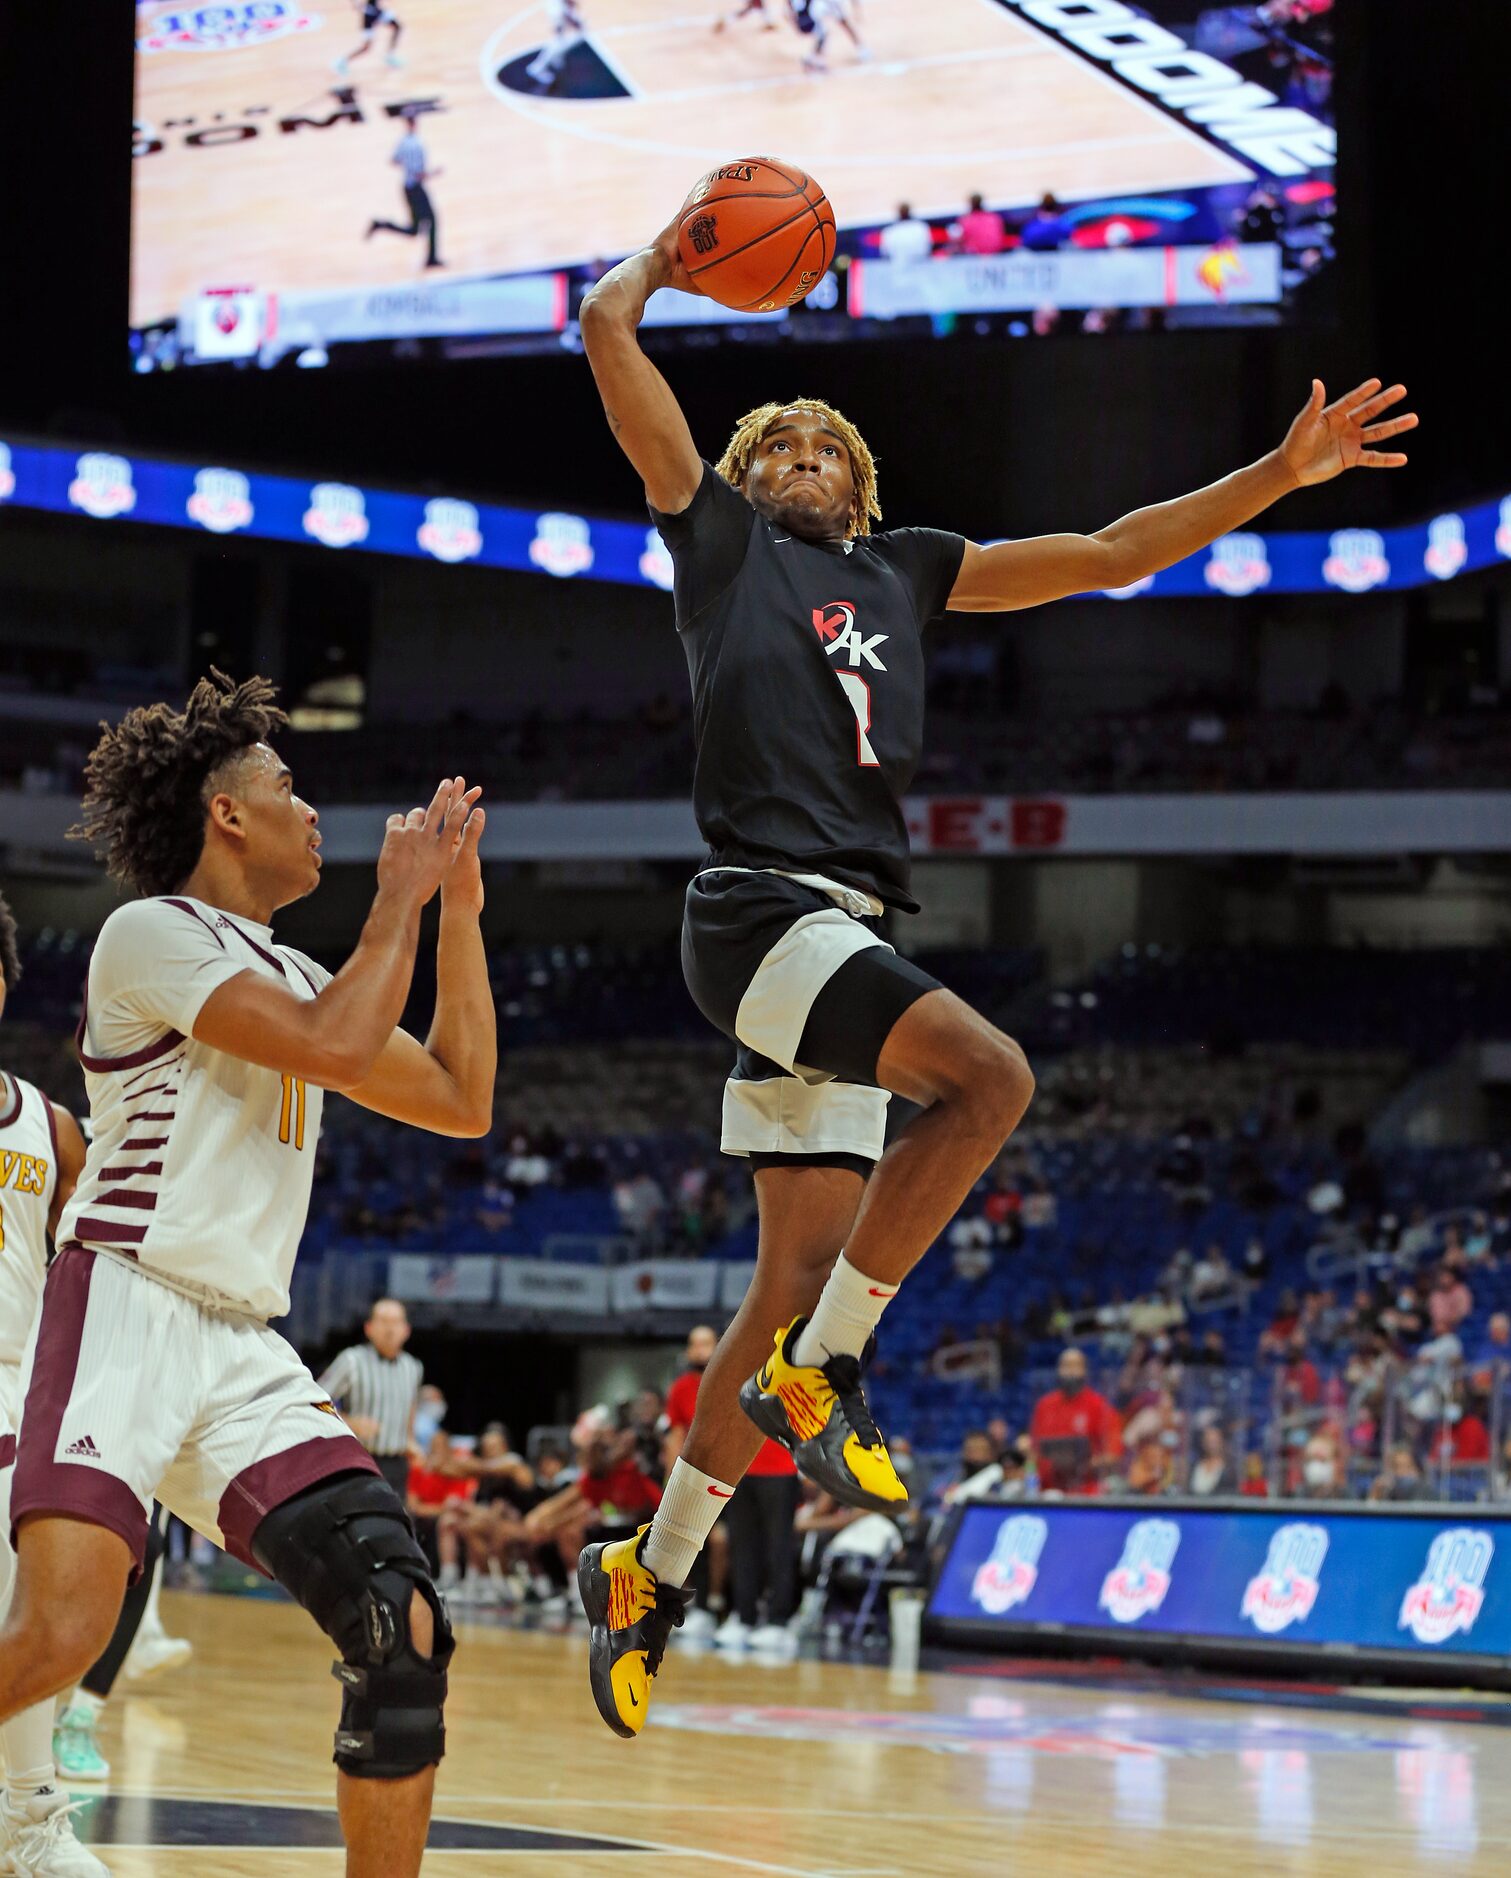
[609,1262,721,1314]
[850,244,1282,319]
[385,1255,497,1305]
[495,1261,611,1314]
[0,437,1505,599]
[931,1501,1511,1668]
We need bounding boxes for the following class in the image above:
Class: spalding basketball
[676,157,836,313]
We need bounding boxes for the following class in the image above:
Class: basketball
[676,156,836,313]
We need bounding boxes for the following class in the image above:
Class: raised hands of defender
[378,777,484,909]
[441,778,487,917]
[1279,378,1419,486]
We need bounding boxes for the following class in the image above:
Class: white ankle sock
[62,1687,105,1723]
[793,1253,899,1367]
[1,1704,56,1800]
[640,1459,736,1588]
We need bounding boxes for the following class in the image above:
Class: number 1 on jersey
[837,673,879,768]
[278,1074,307,1151]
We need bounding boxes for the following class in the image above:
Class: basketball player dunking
[0,675,495,1877]
[0,891,102,1875]
[573,217,1417,1736]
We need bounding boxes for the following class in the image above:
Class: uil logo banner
[187,467,253,535]
[1496,496,1511,561]
[1399,1528,1494,1645]
[0,442,13,501]
[68,453,136,520]
[1424,513,1467,581]
[1204,533,1271,596]
[1322,528,1390,593]
[418,498,482,565]
[1241,1523,1329,1634]
[530,512,594,578]
[1099,1519,1180,1625]
[137,4,322,53]
[303,482,369,549]
[639,528,675,591]
[971,1514,1047,1616]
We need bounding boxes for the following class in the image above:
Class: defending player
[790,0,867,74]
[0,893,101,1874]
[334,0,404,76]
[0,674,496,1878]
[525,0,587,90]
[574,218,1417,1736]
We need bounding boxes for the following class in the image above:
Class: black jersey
[651,462,966,912]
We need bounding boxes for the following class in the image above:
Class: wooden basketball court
[131,0,1253,321]
[68,1587,1511,1873]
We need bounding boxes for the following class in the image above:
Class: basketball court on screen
[131,0,1254,325]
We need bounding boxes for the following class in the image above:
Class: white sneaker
[385,51,405,67]
[680,1606,717,1643]
[747,1622,798,1654]
[332,56,349,75]
[121,1633,193,1683]
[0,1790,111,1876]
[714,1613,749,1649]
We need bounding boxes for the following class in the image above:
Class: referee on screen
[318,1297,424,1497]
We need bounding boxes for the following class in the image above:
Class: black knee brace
[251,1471,455,1780]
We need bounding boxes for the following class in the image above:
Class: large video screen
[931,1502,1511,1668]
[131,0,1338,370]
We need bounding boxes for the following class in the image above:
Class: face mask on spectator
[1060,1376,1084,1397]
[1303,1458,1334,1488]
[1443,1404,1463,1424]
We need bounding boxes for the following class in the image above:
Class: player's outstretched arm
[193,778,478,1092]
[948,378,1418,613]
[344,798,497,1138]
[579,225,704,514]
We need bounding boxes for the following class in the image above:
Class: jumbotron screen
[131,0,1338,370]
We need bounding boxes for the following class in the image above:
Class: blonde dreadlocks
[714,399,881,538]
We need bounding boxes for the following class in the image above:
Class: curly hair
[71,670,288,898]
[714,398,881,538]
[0,889,20,995]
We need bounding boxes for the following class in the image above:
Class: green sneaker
[52,1705,110,1782]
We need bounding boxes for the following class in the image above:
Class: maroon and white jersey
[0,1073,60,1371]
[58,896,332,1320]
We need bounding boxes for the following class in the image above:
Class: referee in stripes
[317,1297,425,1498]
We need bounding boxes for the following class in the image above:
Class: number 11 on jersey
[837,673,879,767]
[278,1074,307,1150]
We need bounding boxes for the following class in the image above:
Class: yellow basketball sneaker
[578,1525,688,1740]
[739,1316,908,1514]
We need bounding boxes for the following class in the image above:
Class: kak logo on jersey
[69,453,136,520]
[811,601,888,670]
[0,442,13,501]
[303,482,369,548]
[1204,532,1271,596]
[137,4,321,53]
[1322,527,1389,593]
[1099,1518,1180,1625]
[971,1513,1048,1616]
[1240,1522,1328,1634]
[1424,514,1467,581]
[418,497,482,564]
[1399,1528,1494,1645]
[188,467,254,535]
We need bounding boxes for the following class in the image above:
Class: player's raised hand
[653,210,702,296]
[441,780,487,917]
[378,777,483,906]
[1280,378,1419,486]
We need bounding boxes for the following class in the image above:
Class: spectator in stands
[1296,1433,1346,1499]
[1398,1204,1436,1263]
[948,1209,994,1280]
[1242,1238,1271,1286]
[1190,1243,1232,1302]
[436,1423,535,1601]
[1194,1329,1229,1367]
[1370,1443,1434,1503]
[474,1177,515,1234]
[878,203,934,264]
[414,1383,447,1450]
[1382,1278,1426,1346]
[622,1387,665,1480]
[1259,1289,1302,1358]
[954,193,1008,255]
[1019,192,1071,252]
[1470,1311,1511,1386]
[935,1429,999,1506]
[1236,184,1283,244]
[1429,1396,1492,1469]
[1189,1426,1239,1496]
[1428,1264,1473,1337]
[524,1427,662,1583]
[1240,1452,1269,1497]
[504,1131,553,1188]
[1029,1349,1123,1494]
[613,1163,667,1248]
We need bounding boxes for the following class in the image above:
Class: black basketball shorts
[681,869,941,1164]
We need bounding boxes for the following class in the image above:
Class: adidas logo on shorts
[64,1434,103,1460]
